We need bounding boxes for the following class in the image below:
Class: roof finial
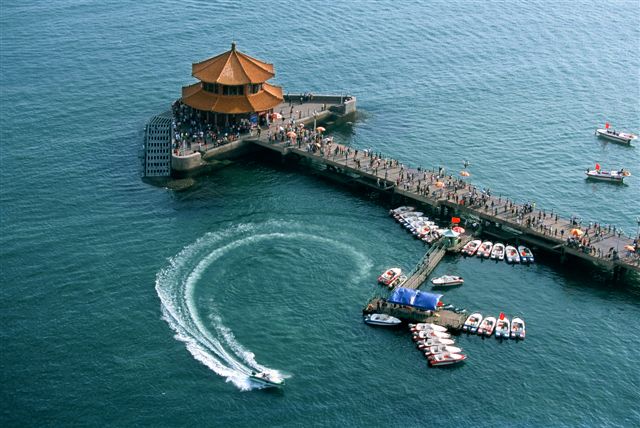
[231,41,236,51]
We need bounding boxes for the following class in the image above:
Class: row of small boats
[389,206,443,244]
[363,315,467,367]
[409,323,467,367]
[462,312,525,340]
[462,239,534,264]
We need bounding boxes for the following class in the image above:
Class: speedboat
[491,243,505,260]
[476,241,493,258]
[585,168,630,183]
[428,352,467,367]
[378,268,402,286]
[518,246,535,264]
[249,371,285,388]
[390,206,414,216]
[510,317,526,340]
[462,239,481,256]
[462,313,483,333]
[388,274,407,289]
[412,330,452,341]
[505,245,520,264]
[495,316,511,339]
[416,338,456,349]
[363,313,402,327]
[431,275,464,287]
[423,344,463,356]
[595,127,637,145]
[477,316,496,337]
[409,323,448,333]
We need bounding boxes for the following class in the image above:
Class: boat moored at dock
[462,240,482,256]
[477,241,493,258]
[364,313,402,327]
[477,316,497,337]
[462,313,483,333]
[505,245,520,264]
[428,352,467,367]
[378,268,402,286]
[491,243,505,260]
[518,246,535,264]
[510,317,526,340]
[495,315,510,339]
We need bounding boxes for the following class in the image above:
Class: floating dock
[362,298,467,332]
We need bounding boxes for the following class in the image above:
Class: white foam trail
[155,223,372,390]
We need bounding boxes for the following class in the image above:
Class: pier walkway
[250,130,639,280]
[402,244,447,290]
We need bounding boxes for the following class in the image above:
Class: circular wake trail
[155,223,372,390]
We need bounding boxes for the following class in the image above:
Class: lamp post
[636,216,640,239]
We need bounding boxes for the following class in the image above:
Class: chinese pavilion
[181,42,284,126]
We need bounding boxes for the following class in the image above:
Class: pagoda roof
[181,82,283,114]
[192,43,276,85]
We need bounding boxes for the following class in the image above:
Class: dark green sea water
[2,0,639,426]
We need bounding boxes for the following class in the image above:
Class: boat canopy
[387,288,443,310]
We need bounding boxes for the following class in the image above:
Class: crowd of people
[263,133,640,263]
[171,100,253,154]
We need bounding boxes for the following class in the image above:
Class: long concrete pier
[245,123,639,282]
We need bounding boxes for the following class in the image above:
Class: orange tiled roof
[192,43,276,85]
[181,82,283,114]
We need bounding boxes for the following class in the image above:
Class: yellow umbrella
[460,170,470,177]
[316,126,326,132]
[570,228,584,237]
[435,181,445,188]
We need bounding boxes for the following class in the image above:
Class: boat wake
[155,222,372,390]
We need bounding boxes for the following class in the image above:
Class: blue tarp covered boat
[387,287,443,310]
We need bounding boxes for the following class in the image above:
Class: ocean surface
[2,0,639,426]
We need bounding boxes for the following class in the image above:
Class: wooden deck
[401,244,447,290]
[251,132,639,280]
[363,298,467,331]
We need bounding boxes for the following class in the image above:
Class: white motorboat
[462,313,483,333]
[462,239,482,256]
[505,245,520,264]
[363,313,402,327]
[490,243,505,260]
[423,344,463,356]
[388,274,407,289]
[595,127,637,145]
[477,316,496,337]
[495,316,511,339]
[585,168,630,183]
[390,206,415,216]
[249,371,285,388]
[409,323,448,333]
[428,352,467,367]
[412,330,452,341]
[431,275,464,287]
[518,246,535,264]
[416,338,456,349]
[476,241,493,258]
[510,317,526,340]
[378,268,402,286]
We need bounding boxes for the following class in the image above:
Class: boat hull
[596,129,636,145]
